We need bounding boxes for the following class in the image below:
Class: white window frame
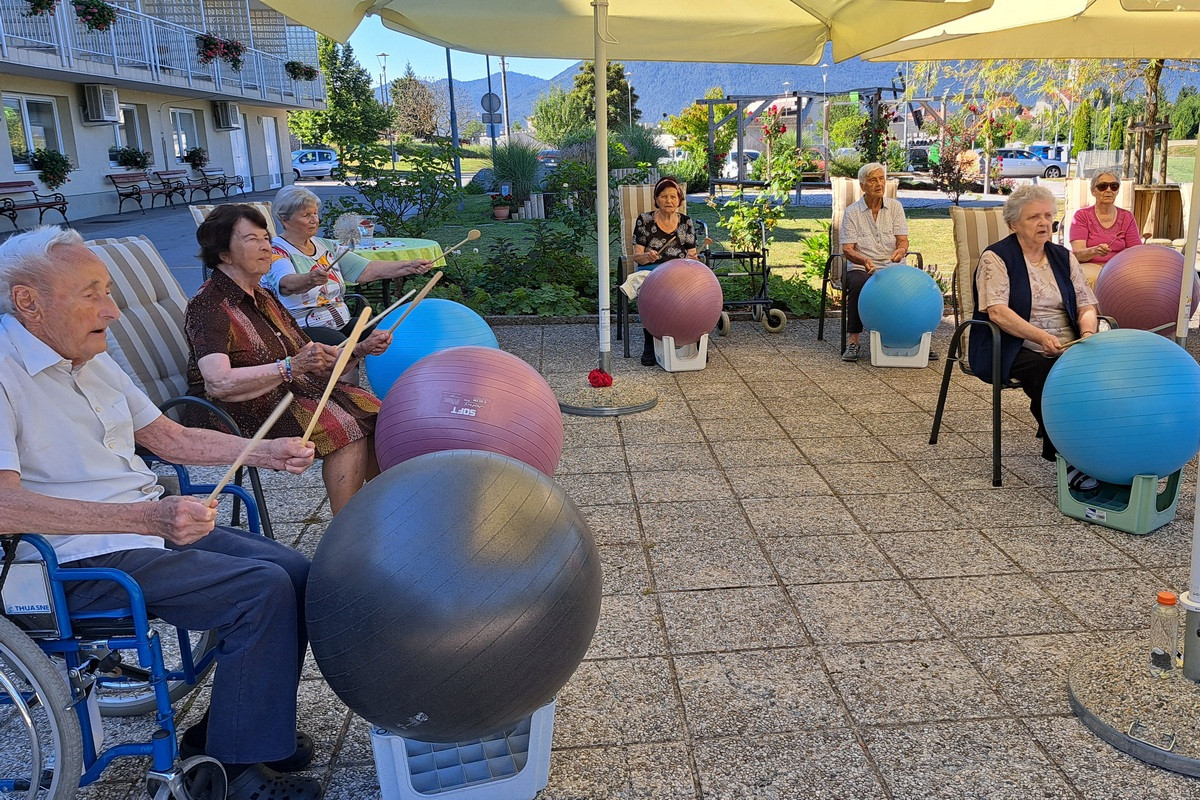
[109,104,144,167]
[170,108,200,163]
[3,93,63,172]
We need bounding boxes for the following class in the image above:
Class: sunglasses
[1094,182,1120,192]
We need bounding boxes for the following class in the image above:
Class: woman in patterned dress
[184,204,389,513]
[630,177,699,365]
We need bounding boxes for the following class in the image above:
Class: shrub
[113,146,150,170]
[659,157,707,194]
[183,147,209,170]
[325,142,460,238]
[31,149,72,190]
[491,142,542,201]
[618,124,666,165]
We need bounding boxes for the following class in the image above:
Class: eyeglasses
[1094,182,1120,192]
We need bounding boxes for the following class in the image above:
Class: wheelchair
[0,481,262,799]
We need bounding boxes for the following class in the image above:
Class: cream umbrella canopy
[261,0,991,375]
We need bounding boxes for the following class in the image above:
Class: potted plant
[183,147,209,171]
[195,33,245,71]
[30,148,72,191]
[491,193,514,220]
[284,60,319,81]
[24,0,56,17]
[114,146,150,171]
[71,0,116,31]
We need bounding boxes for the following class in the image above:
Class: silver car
[291,148,339,180]
[987,148,1065,179]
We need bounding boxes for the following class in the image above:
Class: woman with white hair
[971,184,1102,490]
[838,161,925,362]
[265,184,432,345]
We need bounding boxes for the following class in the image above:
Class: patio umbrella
[263,0,992,375]
[863,0,1200,775]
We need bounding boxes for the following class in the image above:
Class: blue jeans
[64,527,310,764]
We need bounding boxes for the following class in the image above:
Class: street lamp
[626,70,633,129]
[820,62,830,182]
[377,52,395,163]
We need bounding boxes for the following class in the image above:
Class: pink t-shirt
[1069,206,1142,265]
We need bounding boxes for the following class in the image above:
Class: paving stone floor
[76,316,1200,799]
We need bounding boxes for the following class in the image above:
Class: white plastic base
[371,700,555,800]
[653,334,709,372]
[868,331,931,368]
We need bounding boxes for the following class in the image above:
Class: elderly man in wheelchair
[0,227,322,799]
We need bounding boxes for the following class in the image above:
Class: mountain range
[428,58,907,129]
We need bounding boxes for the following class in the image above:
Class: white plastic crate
[653,333,709,372]
[371,700,555,800]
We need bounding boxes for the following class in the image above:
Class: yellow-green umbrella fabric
[266,0,993,64]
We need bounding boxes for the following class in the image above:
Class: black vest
[968,234,1079,383]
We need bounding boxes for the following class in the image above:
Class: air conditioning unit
[213,101,242,130]
[82,84,119,124]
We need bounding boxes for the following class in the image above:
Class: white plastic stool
[868,331,931,368]
[653,334,709,372]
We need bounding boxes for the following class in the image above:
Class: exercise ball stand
[868,331,932,368]
[652,333,709,372]
[1055,457,1183,535]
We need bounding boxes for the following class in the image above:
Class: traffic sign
[482,112,503,124]
[481,92,501,113]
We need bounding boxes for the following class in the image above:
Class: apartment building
[1,0,326,219]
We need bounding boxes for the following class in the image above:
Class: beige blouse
[975,249,1098,353]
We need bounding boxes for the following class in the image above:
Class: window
[170,108,200,162]
[4,94,62,170]
[109,104,144,165]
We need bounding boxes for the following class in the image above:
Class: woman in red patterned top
[184,205,390,513]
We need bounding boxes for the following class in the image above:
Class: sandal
[181,727,315,773]
[1067,466,1100,492]
[226,763,324,800]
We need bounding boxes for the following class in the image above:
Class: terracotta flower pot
[492,206,511,220]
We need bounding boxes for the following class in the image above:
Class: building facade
[1,0,325,220]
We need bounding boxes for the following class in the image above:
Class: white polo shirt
[0,314,165,562]
[840,196,909,271]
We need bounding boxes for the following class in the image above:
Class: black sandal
[226,763,324,800]
[181,728,315,773]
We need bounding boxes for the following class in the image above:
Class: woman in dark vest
[969,185,1101,490]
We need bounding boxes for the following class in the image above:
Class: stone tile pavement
[77,316,1200,799]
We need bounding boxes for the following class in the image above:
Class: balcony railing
[0,0,326,107]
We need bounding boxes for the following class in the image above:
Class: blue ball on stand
[857,265,943,348]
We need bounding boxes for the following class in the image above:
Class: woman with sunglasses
[1069,172,1142,286]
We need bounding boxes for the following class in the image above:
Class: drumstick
[205,392,295,506]
[434,229,481,262]
[337,289,417,351]
[384,272,443,335]
[325,244,353,270]
[301,306,372,444]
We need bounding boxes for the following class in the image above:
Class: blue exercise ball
[307,450,602,743]
[858,265,944,348]
[1043,329,1200,485]
[365,298,498,397]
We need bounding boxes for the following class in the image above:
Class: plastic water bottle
[358,221,375,248]
[1149,591,1179,674]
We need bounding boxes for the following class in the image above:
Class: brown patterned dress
[184,268,379,457]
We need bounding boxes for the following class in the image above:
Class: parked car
[537,149,561,168]
[906,147,930,172]
[1028,141,1068,162]
[291,148,339,180]
[977,148,1065,179]
[721,149,761,179]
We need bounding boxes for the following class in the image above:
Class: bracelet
[276,359,287,381]
[284,356,293,382]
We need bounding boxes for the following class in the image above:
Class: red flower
[588,369,613,388]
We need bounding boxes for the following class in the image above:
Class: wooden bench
[107,172,179,214]
[199,168,245,198]
[152,169,211,203]
[0,180,69,230]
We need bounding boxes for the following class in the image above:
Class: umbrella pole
[595,0,612,374]
[1176,157,1200,681]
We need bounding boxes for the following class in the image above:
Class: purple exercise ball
[375,346,564,476]
[1094,244,1199,336]
[637,258,724,345]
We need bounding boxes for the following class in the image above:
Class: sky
[346,17,576,85]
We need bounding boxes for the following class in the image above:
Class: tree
[390,62,438,138]
[288,36,392,153]
[530,84,589,147]
[1172,94,1200,139]
[662,87,734,179]
[1071,101,1093,158]
[461,119,485,141]
[830,115,862,148]
[567,61,638,129]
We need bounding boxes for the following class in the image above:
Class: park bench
[152,169,211,203]
[107,172,179,214]
[0,179,69,230]
[199,167,245,198]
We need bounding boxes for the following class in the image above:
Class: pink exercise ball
[1094,244,1199,336]
[375,346,563,476]
[637,258,724,345]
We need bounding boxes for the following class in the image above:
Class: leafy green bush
[325,142,460,238]
[829,154,862,178]
[491,141,542,201]
[618,124,666,165]
[769,273,824,318]
[707,188,787,253]
[485,284,589,316]
[659,157,707,194]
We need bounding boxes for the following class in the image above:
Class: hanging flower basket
[183,147,209,170]
[72,0,116,31]
[195,33,245,71]
[114,146,150,170]
[284,60,318,81]
[24,0,57,17]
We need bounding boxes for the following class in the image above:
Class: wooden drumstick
[384,272,443,336]
[434,229,481,262]
[205,392,295,506]
[301,306,372,444]
[337,289,417,352]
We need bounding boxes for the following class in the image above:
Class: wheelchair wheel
[762,308,787,333]
[96,626,218,718]
[0,615,83,800]
[716,312,731,337]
